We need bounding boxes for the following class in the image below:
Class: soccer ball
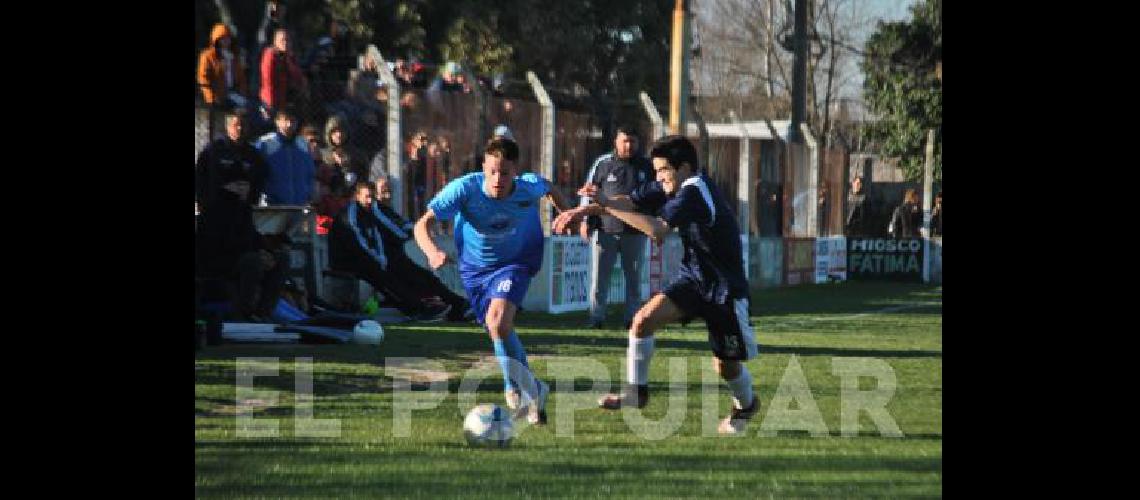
[463,404,514,448]
[352,320,384,345]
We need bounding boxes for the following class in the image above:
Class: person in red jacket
[259,29,307,124]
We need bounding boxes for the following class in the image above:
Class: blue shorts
[462,264,533,326]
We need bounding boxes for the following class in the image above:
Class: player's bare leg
[598,293,684,409]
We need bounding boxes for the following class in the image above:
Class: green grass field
[195,282,942,498]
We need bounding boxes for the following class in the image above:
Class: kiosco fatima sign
[847,238,924,282]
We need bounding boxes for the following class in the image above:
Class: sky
[867,0,915,22]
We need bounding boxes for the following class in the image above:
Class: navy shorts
[662,280,758,361]
[462,264,534,326]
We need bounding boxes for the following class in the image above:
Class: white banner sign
[815,236,848,283]
[548,236,591,313]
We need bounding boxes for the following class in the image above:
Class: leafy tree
[439,13,514,76]
[860,0,941,181]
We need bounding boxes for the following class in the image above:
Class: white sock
[627,336,655,385]
[726,366,754,410]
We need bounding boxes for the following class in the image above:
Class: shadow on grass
[195,442,941,497]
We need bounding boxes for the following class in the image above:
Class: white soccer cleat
[526,379,549,426]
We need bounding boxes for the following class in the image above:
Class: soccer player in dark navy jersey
[415,137,573,425]
[554,135,761,434]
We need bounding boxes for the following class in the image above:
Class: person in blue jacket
[255,107,316,206]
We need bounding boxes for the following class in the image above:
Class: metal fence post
[526,70,556,234]
[639,92,665,141]
[730,111,752,279]
[800,123,819,237]
[922,129,935,283]
[367,45,404,219]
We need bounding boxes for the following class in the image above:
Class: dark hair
[224,109,246,122]
[484,137,519,162]
[614,124,640,139]
[274,107,295,120]
[648,135,699,172]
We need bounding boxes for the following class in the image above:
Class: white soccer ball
[463,403,514,448]
[352,320,384,345]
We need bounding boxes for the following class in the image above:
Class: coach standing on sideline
[577,125,654,330]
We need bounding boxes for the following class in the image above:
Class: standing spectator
[407,130,429,217]
[255,108,317,206]
[817,182,830,236]
[577,126,654,330]
[425,140,447,202]
[198,23,249,111]
[314,147,358,220]
[888,188,923,238]
[328,182,451,321]
[300,124,323,163]
[195,110,268,214]
[930,191,942,237]
[249,0,287,109]
[555,159,579,208]
[845,175,879,237]
[393,58,415,86]
[328,19,355,63]
[321,114,365,175]
[257,0,287,57]
[196,170,286,322]
[436,135,457,181]
[301,36,336,114]
[259,29,308,127]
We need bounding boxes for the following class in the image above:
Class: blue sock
[492,338,514,391]
[504,331,530,369]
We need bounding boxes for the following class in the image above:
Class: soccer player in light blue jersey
[414,137,573,425]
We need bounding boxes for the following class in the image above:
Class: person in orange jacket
[197,23,249,109]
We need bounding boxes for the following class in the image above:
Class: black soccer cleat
[718,396,761,435]
[598,384,649,410]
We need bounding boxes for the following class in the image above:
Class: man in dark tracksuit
[370,175,473,321]
[196,169,284,321]
[328,181,450,321]
[195,110,268,214]
[578,126,655,329]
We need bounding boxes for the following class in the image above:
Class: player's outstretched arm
[414,209,449,270]
[598,197,670,243]
[543,178,572,214]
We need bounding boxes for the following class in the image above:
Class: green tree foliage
[440,14,514,76]
[860,0,941,181]
[513,0,671,99]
